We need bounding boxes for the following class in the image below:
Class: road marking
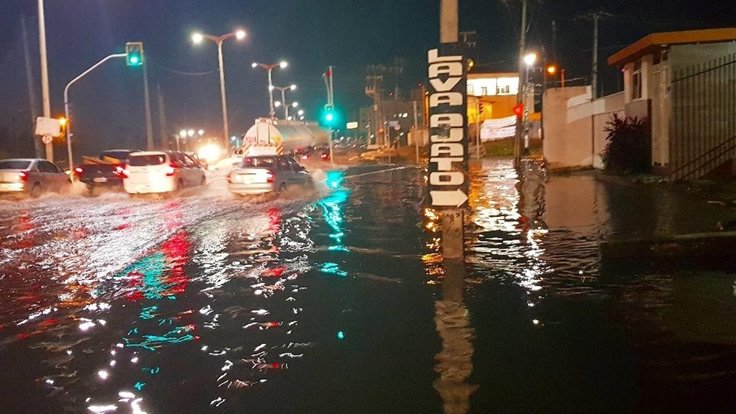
[344,166,414,180]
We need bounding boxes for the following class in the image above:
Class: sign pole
[430,0,466,261]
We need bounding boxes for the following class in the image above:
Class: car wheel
[200,176,206,186]
[30,183,42,198]
[87,185,96,197]
[177,180,184,191]
[278,183,287,193]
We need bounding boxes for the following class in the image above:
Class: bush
[603,113,650,174]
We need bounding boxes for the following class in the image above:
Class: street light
[272,84,297,119]
[523,52,537,67]
[252,61,288,118]
[191,29,247,148]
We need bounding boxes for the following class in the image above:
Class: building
[544,28,736,178]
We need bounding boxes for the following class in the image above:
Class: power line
[149,60,218,77]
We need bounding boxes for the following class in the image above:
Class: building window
[632,61,643,100]
[481,86,488,96]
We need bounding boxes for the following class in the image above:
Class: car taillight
[115,165,128,179]
[266,169,274,183]
[19,171,28,182]
[165,163,177,176]
[74,167,84,177]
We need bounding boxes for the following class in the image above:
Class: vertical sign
[427,46,468,208]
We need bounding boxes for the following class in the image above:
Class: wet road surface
[2,160,736,413]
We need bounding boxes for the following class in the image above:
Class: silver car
[227,155,312,195]
[0,158,71,198]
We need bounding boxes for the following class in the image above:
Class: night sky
[0,0,733,159]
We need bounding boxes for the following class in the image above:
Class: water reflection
[433,261,478,414]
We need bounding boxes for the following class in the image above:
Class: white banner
[481,116,516,141]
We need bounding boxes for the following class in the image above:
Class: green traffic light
[325,113,334,122]
[129,55,140,65]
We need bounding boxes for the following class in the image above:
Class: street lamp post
[252,61,288,119]
[192,29,246,148]
[64,53,127,179]
[273,84,296,119]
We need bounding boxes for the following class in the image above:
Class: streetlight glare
[235,30,246,40]
[191,33,204,44]
[292,102,299,108]
[58,117,67,127]
[251,62,258,68]
[279,61,288,68]
[274,101,282,107]
[268,85,274,91]
[524,52,537,67]
[289,84,297,90]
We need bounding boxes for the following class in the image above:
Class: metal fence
[670,53,736,181]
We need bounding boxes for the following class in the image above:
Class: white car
[0,158,71,198]
[122,151,206,196]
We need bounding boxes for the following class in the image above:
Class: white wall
[543,87,625,170]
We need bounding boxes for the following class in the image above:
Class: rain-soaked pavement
[2,159,736,413]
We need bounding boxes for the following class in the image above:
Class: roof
[1,158,42,162]
[608,28,736,67]
[468,72,519,79]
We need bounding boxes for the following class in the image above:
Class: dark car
[75,149,140,195]
[0,158,71,198]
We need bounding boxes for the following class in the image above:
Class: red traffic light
[513,103,524,118]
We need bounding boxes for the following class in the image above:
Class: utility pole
[21,15,43,158]
[551,20,557,63]
[513,0,528,169]
[436,0,465,261]
[365,72,384,147]
[413,100,420,164]
[157,84,167,149]
[577,10,611,99]
[592,13,599,99]
[37,0,53,161]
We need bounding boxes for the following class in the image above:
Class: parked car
[227,155,312,196]
[122,151,206,196]
[0,158,71,198]
[75,149,140,195]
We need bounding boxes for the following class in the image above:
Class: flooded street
[2,160,736,413]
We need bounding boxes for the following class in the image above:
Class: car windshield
[129,154,166,166]
[0,160,32,170]
[241,157,276,168]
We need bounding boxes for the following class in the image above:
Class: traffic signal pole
[64,53,127,179]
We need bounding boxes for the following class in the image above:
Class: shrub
[603,113,650,174]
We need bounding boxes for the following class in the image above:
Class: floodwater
[1,159,736,413]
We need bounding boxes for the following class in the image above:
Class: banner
[481,116,516,141]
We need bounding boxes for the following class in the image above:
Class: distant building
[468,71,539,140]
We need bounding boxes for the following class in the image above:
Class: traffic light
[125,42,144,67]
[321,105,338,127]
[513,103,524,118]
